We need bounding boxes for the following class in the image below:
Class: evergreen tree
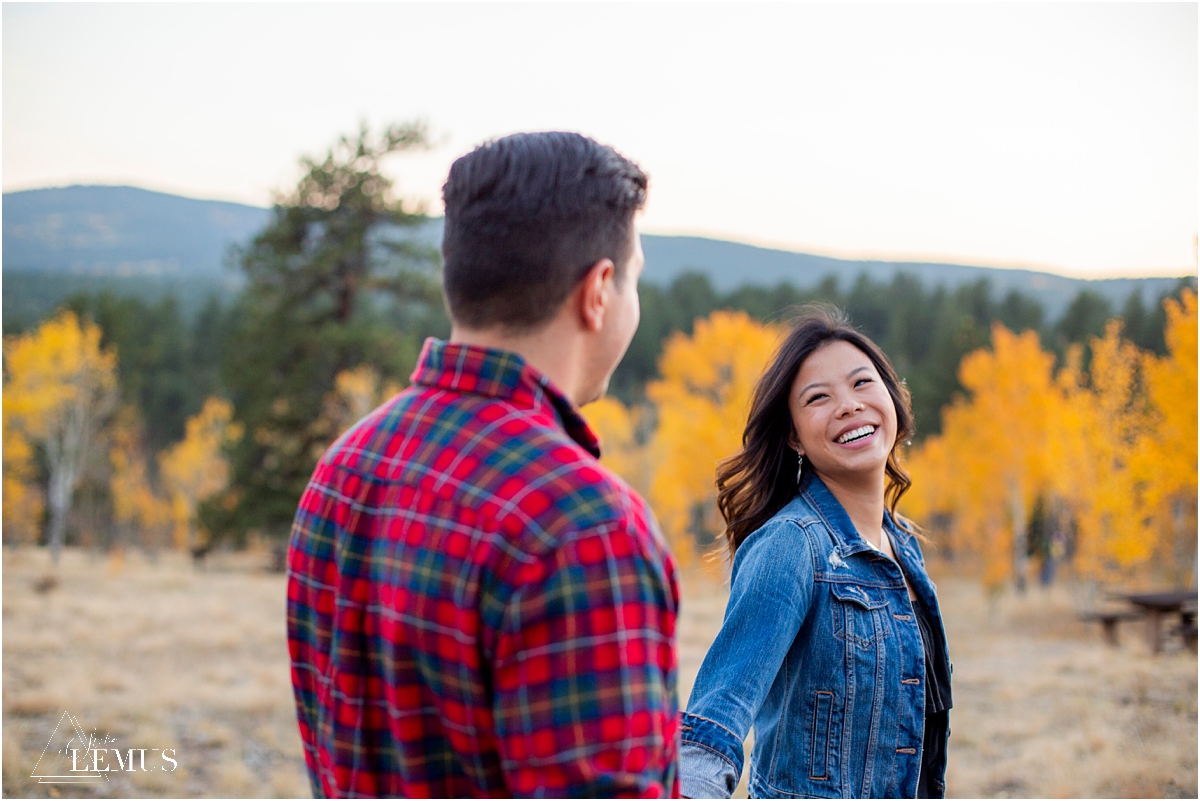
[997,290,1045,336]
[1122,278,1196,357]
[1056,290,1113,346]
[203,122,441,549]
[64,291,219,453]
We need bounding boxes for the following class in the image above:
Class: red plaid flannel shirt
[287,338,680,797]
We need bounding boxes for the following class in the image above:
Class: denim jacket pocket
[829,582,889,649]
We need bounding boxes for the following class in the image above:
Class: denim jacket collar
[800,473,914,559]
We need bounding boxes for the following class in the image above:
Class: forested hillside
[3,158,1194,563]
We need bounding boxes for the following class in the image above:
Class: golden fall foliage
[586,312,783,563]
[3,311,119,559]
[590,299,1194,585]
[646,311,784,561]
[2,403,44,545]
[1055,323,1151,579]
[585,397,652,499]
[1133,289,1198,582]
[904,325,1063,588]
[2,309,244,556]
[7,292,1190,590]
[159,397,243,550]
[905,289,1198,588]
[1136,290,1198,502]
[109,406,174,547]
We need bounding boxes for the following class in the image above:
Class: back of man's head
[441,132,648,331]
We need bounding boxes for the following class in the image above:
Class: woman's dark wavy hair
[715,304,915,559]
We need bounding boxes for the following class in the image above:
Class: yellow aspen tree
[1051,323,1155,579]
[585,396,652,498]
[1134,288,1198,583]
[899,434,958,552]
[3,311,119,563]
[2,404,44,545]
[646,311,783,562]
[922,395,1009,588]
[906,297,1195,588]
[159,397,243,551]
[109,406,174,551]
[904,325,1062,590]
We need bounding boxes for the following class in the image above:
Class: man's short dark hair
[441,131,648,331]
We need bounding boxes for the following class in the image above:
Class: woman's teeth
[837,425,876,444]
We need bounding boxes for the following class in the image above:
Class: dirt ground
[3,546,1196,798]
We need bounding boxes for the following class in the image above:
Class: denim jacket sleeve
[680,517,814,798]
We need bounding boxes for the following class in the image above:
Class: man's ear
[577,258,615,333]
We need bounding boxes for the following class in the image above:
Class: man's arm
[286,474,346,800]
[491,517,680,798]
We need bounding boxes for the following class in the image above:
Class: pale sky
[4,2,1197,278]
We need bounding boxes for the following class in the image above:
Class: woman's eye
[805,393,827,404]
[855,377,873,387]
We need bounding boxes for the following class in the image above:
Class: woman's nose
[836,394,865,416]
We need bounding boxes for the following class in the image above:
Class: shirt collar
[410,337,602,459]
[801,472,913,553]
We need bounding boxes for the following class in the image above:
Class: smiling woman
[681,306,952,799]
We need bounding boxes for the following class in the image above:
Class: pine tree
[203,123,441,552]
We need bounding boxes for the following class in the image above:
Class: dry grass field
[3,546,1196,798]
[3,546,307,799]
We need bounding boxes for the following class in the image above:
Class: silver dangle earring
[796,449,804,486]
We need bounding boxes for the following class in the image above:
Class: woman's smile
[833,422,879,446]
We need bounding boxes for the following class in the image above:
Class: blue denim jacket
[680,475,950,798]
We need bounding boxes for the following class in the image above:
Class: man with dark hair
[287,132,680,798]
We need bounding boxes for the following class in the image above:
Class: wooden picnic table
[1117,590,1198,654]
[1078,608,1143,647]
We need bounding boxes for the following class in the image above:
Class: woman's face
[788,340,898,482]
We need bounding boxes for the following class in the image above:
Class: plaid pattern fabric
[287,338,680,798]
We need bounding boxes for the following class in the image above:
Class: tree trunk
[44,397,97,565]
[335,251,364,323]
[269,537,289,573]
[1011,481,1028,594]
[1172,495,1198,588]
[45,414,80,565]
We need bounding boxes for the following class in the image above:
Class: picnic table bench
[1114,590,1199,654]
[1077,608,1144,647]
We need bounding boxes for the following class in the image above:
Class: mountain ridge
[4,185,1191,320]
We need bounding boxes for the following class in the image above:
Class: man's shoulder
[311,386,416,477]
[466,404,655,554]
[313,384,655,544]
